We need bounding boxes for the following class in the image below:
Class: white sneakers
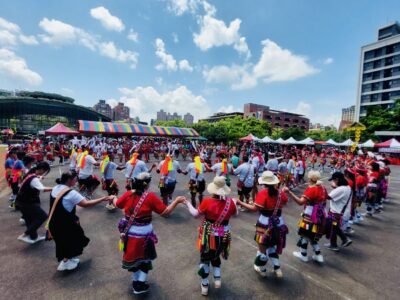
[293,251,309,262]
[57,259,79,271]
[293,251,324,263]
[17,234,45,244]
[201,284,209,296]
[274,269,283,278]
[253,265,267,277]
[105,203,116,211]
[312,254,324,263]
[214,278,221,289]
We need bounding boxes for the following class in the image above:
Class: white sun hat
[207,176,231,196]
[258,171,280,185]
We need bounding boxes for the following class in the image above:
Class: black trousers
[19,204,47,239]
[330,223,348,247]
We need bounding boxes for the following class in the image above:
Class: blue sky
[1,0,400,126]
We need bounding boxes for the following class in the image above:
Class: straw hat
[207,176,231,196]
[258,171,280,185]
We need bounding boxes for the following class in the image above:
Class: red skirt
[122,233,157,271]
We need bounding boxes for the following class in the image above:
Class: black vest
[16,175,40,206]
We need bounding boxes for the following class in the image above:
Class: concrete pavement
[1,159,399,300]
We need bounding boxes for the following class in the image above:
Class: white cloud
[109,85,210,122]
[90,6,125,32]
[155,77,164,86]
[203,39,318,90]
[254,39,318,82]
[289,100,340,127]
[166,1,250,58]
[166,0,202,16]
[292,101,311,116]
[155,38,193,72]
[203,63,256,90]
[172,32,179,43]
[193,14,250,59]
[217,105,242,113]
[155,38,177,71]
[127,29,139,42]
[0,48,42,85]
[39,18,138,68]
[179,59,193,72]
[0,17,38,47]
[323,57,334,65]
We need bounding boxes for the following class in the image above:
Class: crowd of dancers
[3,136,392,296]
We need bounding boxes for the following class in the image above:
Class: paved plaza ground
[1,159,400,300]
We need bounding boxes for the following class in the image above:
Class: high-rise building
[112,102,130,121]
[341,105,355,122]
[355,22,400,120]
[156,109,168,122]
[156,110,183,122]
[93,99,112,119]
[183,113,194,124]
[339,105,355,131]
[244,103,309,130]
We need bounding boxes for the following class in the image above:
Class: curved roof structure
[0,93,110,134]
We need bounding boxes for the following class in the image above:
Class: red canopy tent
[239,134,260,142]
[45,123,79,135]
[375,138,400,148]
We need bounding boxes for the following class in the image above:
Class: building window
[362,84,372,93]
[274,123,280,127]
[373,60,382,69]
[361,95,371,103]
[363,62,373,71]
[386,45,395,55]
[372,71,381,80]
[385,57,393,66]
[284,124,290,128]
[284,118,290,122]
[364,50,374,60]
[363,73,373,81]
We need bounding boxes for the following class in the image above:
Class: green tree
[281,127,306,140]
[271,127,284,140]
[155,119,187,127]
[191,116,272,143]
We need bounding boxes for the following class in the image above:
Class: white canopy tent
[261,136,277,143]
[275,138,285,144]
[297,137,314,145]
[284,137,298,144]
[325,139,338,146]
[359,139,375,148]
[338,139,354,147]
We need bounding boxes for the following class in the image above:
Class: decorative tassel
[119,239,124,251]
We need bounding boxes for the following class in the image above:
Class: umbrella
[239,134,261,142]
[45,122,79,135]
[359,139,375,148]
[261,136,276,143]
[375,138,400,148]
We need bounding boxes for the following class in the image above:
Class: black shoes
[132,281,150,295]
